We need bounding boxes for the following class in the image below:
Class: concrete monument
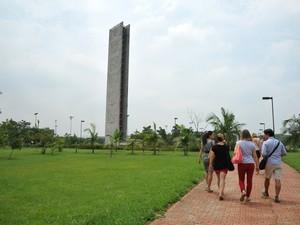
[105,22,130,143]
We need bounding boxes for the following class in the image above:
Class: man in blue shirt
[261,129,287,203]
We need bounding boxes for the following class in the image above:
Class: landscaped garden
[0,148,203,225]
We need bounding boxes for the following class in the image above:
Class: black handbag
[259,141,280,170]
[227,150,235,171]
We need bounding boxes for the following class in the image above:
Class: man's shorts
[265,164,282,180]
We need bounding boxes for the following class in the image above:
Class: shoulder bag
[259,141,280,170]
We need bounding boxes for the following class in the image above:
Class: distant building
[105,22,130,143]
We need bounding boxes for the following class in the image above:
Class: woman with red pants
[235,129,259,203]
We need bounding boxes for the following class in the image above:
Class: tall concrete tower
[105,22,130,143]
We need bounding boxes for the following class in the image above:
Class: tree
[144,123,159,155]
[207,107,244,150]
[39,128,55,154]
[177,125,194,156]
[112,129,122,151]
[282,115,300,150]
[0,119,30,159]
[157,127,173,146]
[171,124,180,138]
[84,123,98,154]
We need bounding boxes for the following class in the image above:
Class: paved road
[150,163,300,225]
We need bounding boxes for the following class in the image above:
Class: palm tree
[112,129,122,151]
[178,125,193,156]
[282,115,300,150]
[207,107,245,150]
[84,123,98,154]
[144,123,159,155]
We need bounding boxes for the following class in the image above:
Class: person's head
[207,131,213,139]
[216,133,225,143]
[241,129,252,141]
[202,131,213,145]
[263,129,274,140]
[252,133,258,138]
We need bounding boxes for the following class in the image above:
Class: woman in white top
[235,129,259,203]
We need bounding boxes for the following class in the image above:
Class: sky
[0,0,300,137]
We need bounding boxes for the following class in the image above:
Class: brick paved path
[150,163,300,225]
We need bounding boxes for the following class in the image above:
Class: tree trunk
[184,146,188,156]
[41,147,46,154]
[8,149,14,159]
[153,145,157,155]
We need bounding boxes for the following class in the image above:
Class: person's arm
[198,144,203,163]
[281,143,287,156]
[261,142,267,157]
[252,147,259,174]
[233,142,239,154]
[208,149,215,171]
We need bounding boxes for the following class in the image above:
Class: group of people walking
[199,129,287,203]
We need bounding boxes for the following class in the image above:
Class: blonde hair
[216,133,224,142]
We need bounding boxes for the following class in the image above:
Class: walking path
[150,163,300,225]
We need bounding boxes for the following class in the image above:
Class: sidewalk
[150,163,300,225]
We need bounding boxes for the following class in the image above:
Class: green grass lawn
[0,148,204,225]
[283,151,300,172]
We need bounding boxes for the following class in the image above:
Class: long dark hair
[202,131,213,146]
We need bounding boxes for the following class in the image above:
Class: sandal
[205,187,213,193]
[245,197,251,202]
[219,196,224,201]
[274,196,280,203]
[261,191,269,199]
[240,191,246,202]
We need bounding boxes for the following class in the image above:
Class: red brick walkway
[150,163,300,225]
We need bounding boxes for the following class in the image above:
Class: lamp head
[262,97,272,100]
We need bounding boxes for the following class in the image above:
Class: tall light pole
[0,91,2,114]
[69,115,74,136]
[259,122,265,131]
[55,120,58,135]
[34,113,38,128]
[262,96,275,134]
[126,114,130,139]
[80,120,85,140]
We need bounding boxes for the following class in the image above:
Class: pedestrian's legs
[246,164,255,197]
[219,172,226,197]
[203,158,209,185]
[238,164,247,201]
[264,178,270,196]
[238,164,246,192]
[275,179,281,200]
[207,170,213,191]
[215,172,220,190]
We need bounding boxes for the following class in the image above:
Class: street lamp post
[259,122,265,131]
[262,96,275,134]
[80,120,85,140]
[174,117,178,126]
[34,113,38,128]
[69,116,74,136]
[55,120,58,135]
[0,91,2,114]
